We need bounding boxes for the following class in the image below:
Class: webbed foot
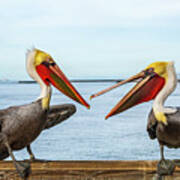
[15,161,31,179]
[157,159,175,176]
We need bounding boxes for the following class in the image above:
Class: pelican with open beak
[0,48,90,178]
[91,61,179,175]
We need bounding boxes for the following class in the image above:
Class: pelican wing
[44,104,76,130]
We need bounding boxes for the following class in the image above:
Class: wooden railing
[1,160,180,180]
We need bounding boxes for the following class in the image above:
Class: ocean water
[0,82,180,161]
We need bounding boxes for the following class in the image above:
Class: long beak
[90,71,145,100]
[104,71,165,119]
[47,64,90,109]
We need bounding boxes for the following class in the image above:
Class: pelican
[91,61,179,175]
[0,48,90,178]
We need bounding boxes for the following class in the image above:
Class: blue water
[0,82,180,160]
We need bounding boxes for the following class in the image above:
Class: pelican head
[26,48,90,109]
[90,61,177,123]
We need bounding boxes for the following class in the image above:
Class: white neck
[26,49,52,101]
[153,62,177,114]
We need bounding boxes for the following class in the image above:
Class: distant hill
[18,79,124,84]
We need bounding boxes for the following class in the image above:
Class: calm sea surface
[0,82,180,160]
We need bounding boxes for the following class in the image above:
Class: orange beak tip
[89,95,94,100]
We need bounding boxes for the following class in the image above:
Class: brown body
[0,100,76,160]
[147,108,180,148]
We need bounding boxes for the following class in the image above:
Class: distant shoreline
[18,79,124,84]
[18,79,180,84]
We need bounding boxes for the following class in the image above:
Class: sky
[0,0,180,80]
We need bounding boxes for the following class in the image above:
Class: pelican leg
[26,145,48,162]
[160,144,164,160]
[27,145,35,161]
[157,144,175,176]
[4,140,30,178]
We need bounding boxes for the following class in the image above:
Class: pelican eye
[42,61,50,67]
[50,62,56,66]
[42,61,56,67]
[47,58,56,66]
[144,68,154,75]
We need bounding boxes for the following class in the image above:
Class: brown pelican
[0,48,90,178]
[91,61,179,175]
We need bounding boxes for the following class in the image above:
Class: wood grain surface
[1,160,180,180]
